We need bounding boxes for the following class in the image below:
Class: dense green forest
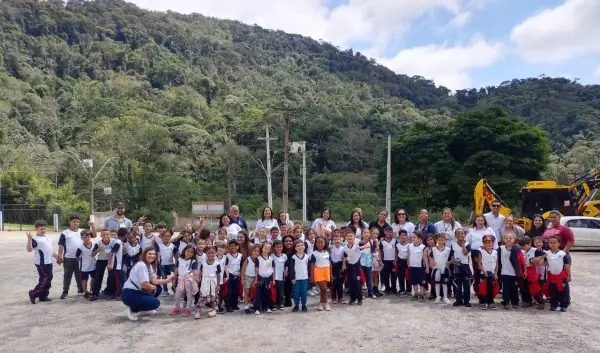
[0,0,598,224]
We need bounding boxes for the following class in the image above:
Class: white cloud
[510,0,600,63]
[378,37,504,90]
[448,11,472,28]
[131,0,499,89]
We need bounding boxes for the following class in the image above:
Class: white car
[560,216,600,249]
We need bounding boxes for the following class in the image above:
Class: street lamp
[57,151,118,217]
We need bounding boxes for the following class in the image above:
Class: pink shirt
[542,225,575,250]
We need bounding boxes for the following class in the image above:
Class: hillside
[0,0,599,223]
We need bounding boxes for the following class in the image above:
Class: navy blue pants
[30,264,53,300]
[254,276,273,311]
[346,262,362,302]
[550,282,570,309]
[93,260,108,296]
[501,275,519,306]
[453,264,471,304]
[226,275,239,309]
[122,289,161,313]
[331,261,344,301]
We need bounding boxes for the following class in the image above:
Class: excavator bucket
[474,179,512,217]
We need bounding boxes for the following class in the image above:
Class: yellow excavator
[474,167,600,231]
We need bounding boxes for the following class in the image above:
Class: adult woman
[346,210,369,238]
[236,231,251,261]
[503,215,525,241]
[255,207,279,234]
[467,215,496,301]
[277,211,294,228]
[311,208,336,236]
[525,214,546,244]
[122,248,173,321]
[219,213,242,241]
[434,207,462,244]
[392,209,415,238]
[369,210,390,240]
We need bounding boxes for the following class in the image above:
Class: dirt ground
[1,232,599,353]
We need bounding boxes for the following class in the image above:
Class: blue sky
[132,0,600,90]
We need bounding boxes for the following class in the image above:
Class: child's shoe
[292,305,299,312]
[182,309,191,317]
[171,308,181,316]
[325,303,331,311]
[301,305,308,312]
[208,310,217,317]
[434,297,441,304]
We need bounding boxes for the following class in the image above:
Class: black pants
[226,275,239,309]
[105,268,125,296]
[381,260,397,292]
[253,276,272,311]
[453,264,471,304]
[284,277,293,307]
[31,264,53,300]
[346,262,362,302]
[331,261,344,301]
[93,260,108,296]
[550,282,570,309]
[275,280,285,306]
[501,275,519,306]
[484,273,495,304]
[62,257,82,294]
[397,259,408,292]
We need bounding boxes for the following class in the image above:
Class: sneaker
[244,308,252,314]
[279,305,286,310]
[348,300,356,305]
[126,308,138,321]
[480,304,488,310]
[489,303,497,310]
[208,310,217,317]
[77,290,84,294]
[226,307,234,313]
[512,305,519,310]
[464,303,472,308]
[560,307,567,312]
[60,292,68,300]
[550,306,558,312]
[318,305,324,311]
[522,302,532,309]
[28,291,36,304]
[194,310,201,319]
[301,305,308,312]
[254,310,260,315]
[39,298,52,302]
[171,309,181,316]
[88,295,98,302]
[443,298,451,305]
[503,305,509,310]
[84,292,91,299]
[362,284,367,291]
[161,291,168,297]
[371,294,377,299]
[452,301,463,307]
[292,305,299,312]
[182,309,191,317]
[233,306,241,311]
[218,307,226,314]
[418,295,425,302]
[266,308,272,313]
[357,300,363,306]
[434,297,441,304]
[145,310,157,315]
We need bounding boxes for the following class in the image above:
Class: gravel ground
[0,232,599,353]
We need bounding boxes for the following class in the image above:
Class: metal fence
[1,204,49,231]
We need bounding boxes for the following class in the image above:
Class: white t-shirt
[467,227,497,251]
[255,218,279,233]
[343,242,361,265]
[272,253,288,281]
[392,222,415,237]
[408,243,425,268]
[545,250,568,275]
[396,242,409,260]
[244,257,258,277]
[484,212,505,242]
[32,235,54,265]
[380,238,397,261]
[227,223,243,241]
[77,243,97,272]
[156,241,175,265]
[311,250,330,268]
[434,221,462,244]
[499,246,516,276]
[257,255,274,278]
[480,249,497,273]
[177,258,198,277]
[59,228,83,258]
[311,218,336,232]
[139,233,156,250]
[225,253,242,276]
[432,246,451,270]
[330,245,345,263]
[450,242,470,265]
[291,254,310,280]
[123,262,151,291]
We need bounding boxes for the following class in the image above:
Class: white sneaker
[371,294,377,299]
[161,291,168,297]
[362,284,367,290]
[443,298,451,304]
[266,308,272,313]
[194,310,200,319]
[434,297,441,304]
[255,310,261,315]
[144,310,157,315]
[318,305,324,311]
[325,304,331,311]
[208,310,216,317]
[126,308,138,321]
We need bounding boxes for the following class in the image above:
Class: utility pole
[290,141,307,223]
[282,114,290,213]
[257,126,277,208]
[386,135,392,223]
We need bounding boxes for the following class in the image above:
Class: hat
[115,202,125,208]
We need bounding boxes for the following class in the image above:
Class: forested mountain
[0,0,598,223]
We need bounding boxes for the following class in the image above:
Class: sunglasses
[397,213,406,215]
[491,205,500,208]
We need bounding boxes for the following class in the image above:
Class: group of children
[26,214,573,319]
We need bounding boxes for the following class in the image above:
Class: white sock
[435,284,441,298]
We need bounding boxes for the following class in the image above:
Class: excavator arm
[570,167,600,216]
[473,179,512,217]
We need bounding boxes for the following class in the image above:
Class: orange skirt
[314,267,331,282]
